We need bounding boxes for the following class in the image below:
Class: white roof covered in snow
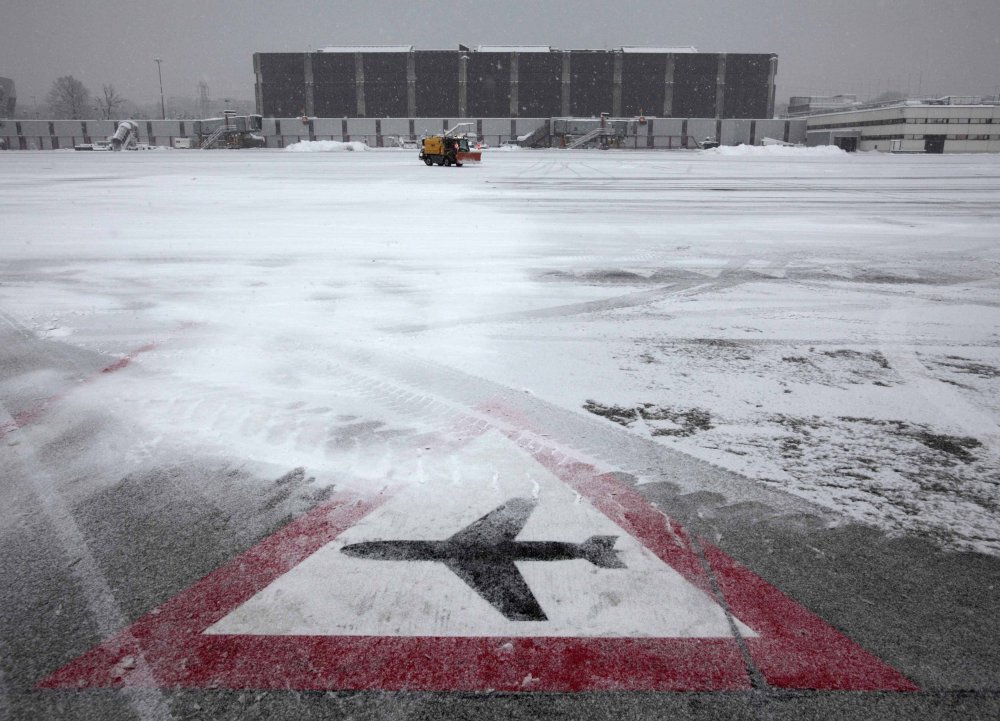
[320,45,413,53]
[476,45,552,53]
[620,46,699,53]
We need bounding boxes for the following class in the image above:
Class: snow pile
[705,144,846,156]
[492,144,522,152]
[285,140,368,153]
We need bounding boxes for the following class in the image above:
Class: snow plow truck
[419,124,481,166]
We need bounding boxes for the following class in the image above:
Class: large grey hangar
[253,46,778,120]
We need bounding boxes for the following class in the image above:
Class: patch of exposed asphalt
[822,348,892,369]
[745,414,999,550]
[933,356,1000,378]
[838,417,983,463]
[535,268,707,285]
[637,340,897,387]
[778,348,894,385]
[535,266,967,287]
[583,400,713,437]
[584,399,998,552]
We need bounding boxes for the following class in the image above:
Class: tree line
[45,76,125,119]
[28,75,253,120]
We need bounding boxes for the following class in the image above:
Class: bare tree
[97,84,125,119]
[46,76,91,119]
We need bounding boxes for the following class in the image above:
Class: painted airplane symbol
[341,497,627,621]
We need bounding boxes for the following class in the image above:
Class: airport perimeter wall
[0,117,806,150]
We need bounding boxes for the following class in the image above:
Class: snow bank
[705,144,846,156]
[285,140,368,153]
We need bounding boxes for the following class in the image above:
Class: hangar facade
[254,46,777,120]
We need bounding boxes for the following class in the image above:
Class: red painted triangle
[38,429,917,693]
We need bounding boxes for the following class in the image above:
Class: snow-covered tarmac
[3,146,998,554]
[4,145,1000,718]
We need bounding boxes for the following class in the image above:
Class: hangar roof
[319,46,414,53]
[620,46,699,53]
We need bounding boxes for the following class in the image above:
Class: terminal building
[801,96,1000,153]
[253,46,778,120]
[0,77,15,117]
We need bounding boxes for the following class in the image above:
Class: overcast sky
[3,0,999,110]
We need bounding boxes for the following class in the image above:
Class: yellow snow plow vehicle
[419,124,482,167]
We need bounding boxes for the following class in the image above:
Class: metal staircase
[200,125,229,149]
[518,123,550,148]
[565,126,614,149]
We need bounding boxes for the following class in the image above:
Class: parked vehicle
[419,123,482,166]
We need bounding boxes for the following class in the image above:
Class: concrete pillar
[663,54,675,117]
[767,55,778,118]
[458,53,468,117]
[354,52,366,117]
[510,53,519,117]
[253,53,264,116]
[406,51,417,117]
[612,52,623,117]
[561,51,571,116]
[715,54,727,119]
[303,53,314,116]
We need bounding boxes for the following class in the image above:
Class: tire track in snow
[0,311,161,441]
[319,342,834,524]
[879,303,1000,455]
[0,316,178,717]
[381,264,756,334]
[1,410,176,720]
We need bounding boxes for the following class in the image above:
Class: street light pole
[154,58,165,119]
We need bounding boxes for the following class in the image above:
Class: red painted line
[38,490,393,690]
[0,342,157,440]
[557,460,916,691]
[37,403,917,693]
[1,404,51,438]
[706,544,917,691]
[483,400,918,692]
[100,343,157,374]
